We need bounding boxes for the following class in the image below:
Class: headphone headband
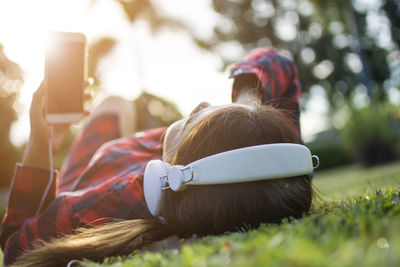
[144,143,318,216]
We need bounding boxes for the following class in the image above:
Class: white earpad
[143,160,170,216]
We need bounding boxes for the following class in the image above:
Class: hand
[22,80,92,169]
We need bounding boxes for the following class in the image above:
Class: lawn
[2,162,400,266]
[313,161,400,199]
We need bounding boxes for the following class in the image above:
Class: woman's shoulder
[101,127,166,152]
[72,127,167,191]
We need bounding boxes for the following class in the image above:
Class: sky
[0,0,330,146]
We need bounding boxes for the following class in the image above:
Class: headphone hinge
[180,165,194,183]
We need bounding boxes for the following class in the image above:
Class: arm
[0,165,57,261]
[23,81,71,169]
[0,81,88,264]
[1,170,149,265]
[0,82,63,264]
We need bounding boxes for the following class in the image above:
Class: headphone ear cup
[144,160,171,216]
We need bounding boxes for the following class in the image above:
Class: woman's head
[159,104,312,236]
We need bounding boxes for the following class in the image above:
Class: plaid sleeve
[0,164,57,250]
[57,113,121,193]
[230,47,301,102]
[230,47,302,138]
[1,127,164,265]
[1,172,151,266]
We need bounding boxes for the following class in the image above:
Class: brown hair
[161,105,311,235]
[12,105,312,267]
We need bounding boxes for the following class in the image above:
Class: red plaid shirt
[1,48,304,265]
[0,114,165,265]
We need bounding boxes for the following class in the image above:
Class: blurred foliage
[116,0,185,31]
[87,0,189,85]
[307,129,354,170]
[86,0,187,133]
[89,0,188,58]
[134,91,183,131]
[197,0,400,109]
[86,0,187,130]
[0,44,23,187]
[88,37,117,86]
[341,104,400,167]
[382,0,400,48]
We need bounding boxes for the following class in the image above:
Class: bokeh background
[0,0,399,189]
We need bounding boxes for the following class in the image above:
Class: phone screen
[46,32,86,114]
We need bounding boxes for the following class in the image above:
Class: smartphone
[45,31,86,124]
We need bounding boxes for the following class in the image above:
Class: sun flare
[0,0,92,145]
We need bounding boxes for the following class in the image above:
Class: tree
[115,0,184,31]
[310,0,396,103]
[88,0,186,85]
[0,44,23,187]
[382,0,400,48]
[88,0,188,85]
[88,37,116,86]
[87,0,186,129]
[382,0,400,90]
[198,0,397,109]
[134,92,182,131]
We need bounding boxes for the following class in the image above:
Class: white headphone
[144,143,319,216]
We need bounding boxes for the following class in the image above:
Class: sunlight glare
[0,0,91,145]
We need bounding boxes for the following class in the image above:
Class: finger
[32,80,46,102]
[84,77,94,89]
[31,81,47,116]
[84,91,94,101]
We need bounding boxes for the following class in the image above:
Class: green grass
[83,161,400,267]
[2,162,400,266]
[314,161,400,198]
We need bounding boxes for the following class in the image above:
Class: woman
[1,47,312,266]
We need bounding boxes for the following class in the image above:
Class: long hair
[12,105,312,267]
